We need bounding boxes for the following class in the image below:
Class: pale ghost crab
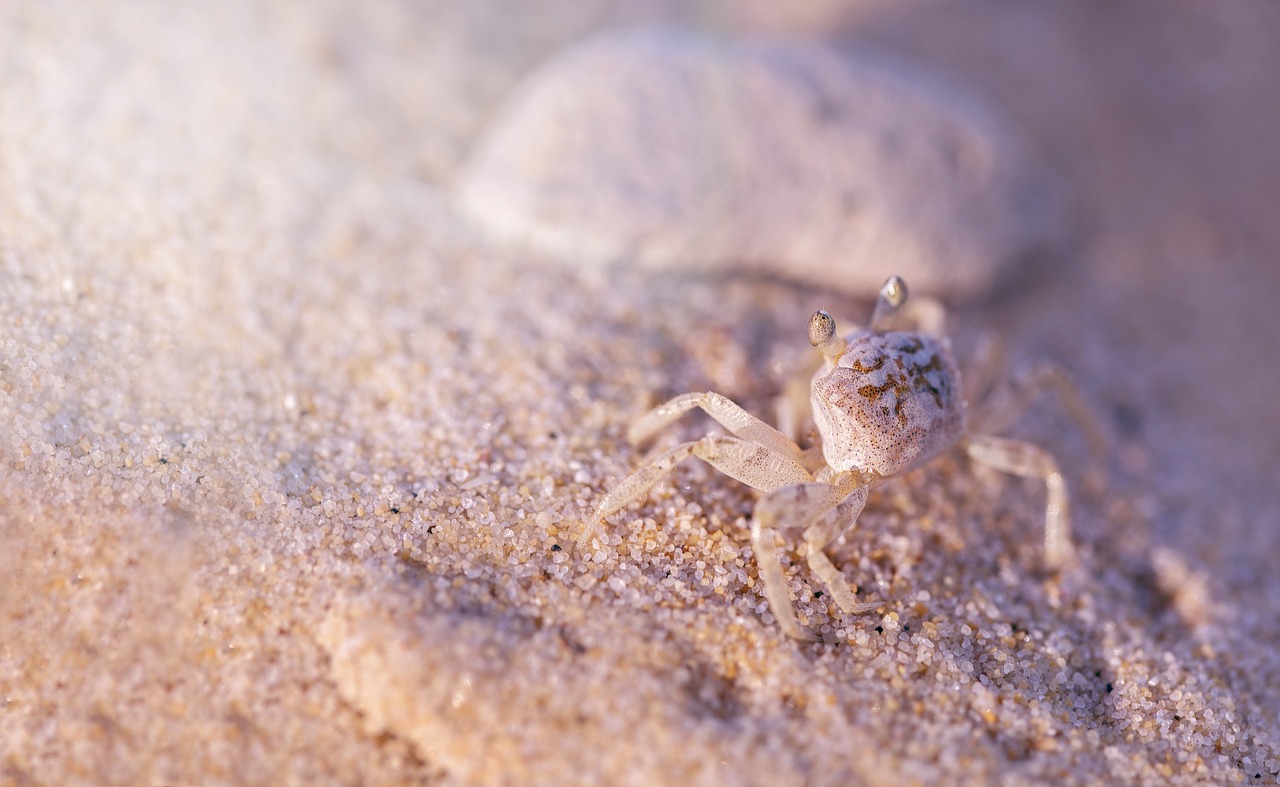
[589,276,1107,640]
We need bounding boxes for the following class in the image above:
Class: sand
[2,1,1279,785]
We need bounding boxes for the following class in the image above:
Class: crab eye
[809,310,837,347]
[880,276,908,308]
[869,276,910,331]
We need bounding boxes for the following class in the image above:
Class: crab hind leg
[965,434,1072,569]
[971,359,1110,462]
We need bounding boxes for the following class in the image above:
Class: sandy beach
[2,2,1279,784]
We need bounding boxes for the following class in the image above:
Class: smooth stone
[456,30,1069,300]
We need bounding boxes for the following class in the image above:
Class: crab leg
[586,433,813,551]
[753,474,879,639]
[972,359,1110,461]
[627,391,804,462]
[965,434,1073,568]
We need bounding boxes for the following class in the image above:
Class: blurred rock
[457,29,1067,300]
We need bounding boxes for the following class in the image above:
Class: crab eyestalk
[869,275,909,331]
[809,310,846,361]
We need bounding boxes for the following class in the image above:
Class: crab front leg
[753,473,879,640]
[586,433,813,551]
[965,434,1072,569]
[627,391,805,462]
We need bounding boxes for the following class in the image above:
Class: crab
[589,276,1108,640]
